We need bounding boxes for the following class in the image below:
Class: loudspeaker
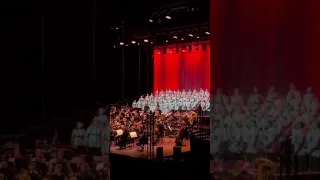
[156,147,163,161]
[173,146,181,160]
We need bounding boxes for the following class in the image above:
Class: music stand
[129,132,138,138]
[129,132,138,146]
[116,130,123,136]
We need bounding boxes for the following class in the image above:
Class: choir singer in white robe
[71,122,85,149]
[101,126,110,156]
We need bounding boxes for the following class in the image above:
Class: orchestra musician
[156,121,165,142]
[137,133,148,150]
[175,121,189,146]
[110,104,194,149]
[118,129,129,149]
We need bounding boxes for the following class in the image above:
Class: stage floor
[110,137,190,159]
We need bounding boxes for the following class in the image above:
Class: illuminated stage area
[153,41,210,92]
[110,137,190,159]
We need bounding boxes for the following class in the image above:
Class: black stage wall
[121,46,154,100]
[3,0,124,127]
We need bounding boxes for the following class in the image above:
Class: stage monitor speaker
[156,147,163,161]
[116,129,123,136]
[173,146,181,160]
[129,132,137,138]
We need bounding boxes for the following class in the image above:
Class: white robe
[307,130,320,157]
[71,128,85,148]
[303,93,314,112]
[86,125,101,148]
[229,126,242,153]
[292,129,305,156]
[246,127,258,153]
[210,126,220,154]
[101,127,110,155]
[132,102,137,108]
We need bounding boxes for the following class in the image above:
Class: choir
[210,85,320,171]
[132,89,210,113]
[70,108,110,156]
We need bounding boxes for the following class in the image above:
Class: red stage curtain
[210,0,320,96]
[154,43,210,93]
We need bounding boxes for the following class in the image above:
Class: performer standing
[101,126,110,155]
[86,119,102,155]
[101,105,110,155]
[292,122,306,173]
[96,107,108,128]
[71,122,85,149]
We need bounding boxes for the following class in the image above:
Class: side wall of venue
[210,0,320,96]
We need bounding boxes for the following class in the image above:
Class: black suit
[119,131,129,148]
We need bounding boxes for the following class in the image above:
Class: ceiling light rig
[154,41,209,55]
[147,4,201,25]
[112,26,210,48]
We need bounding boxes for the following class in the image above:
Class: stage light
[173,36,178,39]
[165,16,171,20]
[116,27,119,29]
[166,40,168,43]
[137,43,140,45]
[149,19,153,22]
[114,46,116,48]
[197,36,200,39]
[189,34,193,37]
[120,42,124,45]
[151,42,153,44]
[163,48,166,55]
[144,39,149,42]
[188,45,192,52]
[195,45,199,51]
[169,48,173,53]
[181,38,184,41]
[205,32,210,35]
[131,41,136,44]
[125,44,128,46]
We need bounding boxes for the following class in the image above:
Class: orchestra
[110,104,201,149]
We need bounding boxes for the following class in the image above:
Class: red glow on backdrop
[154,43,210,93]
[210,0,320,96]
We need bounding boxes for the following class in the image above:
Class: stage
[110,137,191,159]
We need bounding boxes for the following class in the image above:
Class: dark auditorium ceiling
[110,0,210,46]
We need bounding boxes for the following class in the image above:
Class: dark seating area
[111,151,210,180]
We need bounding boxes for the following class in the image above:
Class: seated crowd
[0,147,109,180]
[132,89,210,113]
[210,84,320,172]
[0,107,110,180]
